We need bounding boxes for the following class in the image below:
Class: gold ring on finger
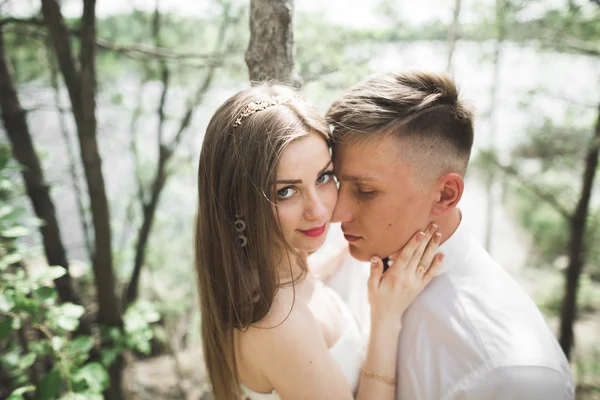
[417,264,427,275]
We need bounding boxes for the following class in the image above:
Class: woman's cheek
[275,203,297,239]
[325,183,339,214]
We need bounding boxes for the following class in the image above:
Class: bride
[195,84,443,399]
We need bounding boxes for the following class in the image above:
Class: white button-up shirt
[396,217,575,400]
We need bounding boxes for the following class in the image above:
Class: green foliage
[0,143,160,398]
[508,0,600,54]
[575,347,600,398]
[0,160,106,398]
[295,13,372,91]
[478,114,600,282]
[537,272,600,317]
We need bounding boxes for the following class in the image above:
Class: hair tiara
[233,95,303,128]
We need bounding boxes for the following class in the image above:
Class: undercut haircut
[326,71,475,176]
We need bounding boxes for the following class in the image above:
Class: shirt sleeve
[452,365,574,400]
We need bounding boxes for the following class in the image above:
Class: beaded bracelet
[363,369,397,385]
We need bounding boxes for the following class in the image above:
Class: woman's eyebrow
[276,161,332,185]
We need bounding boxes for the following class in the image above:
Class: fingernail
[416,232,425,242]
[434,232,442,243]
[429,224,438,233]
[370,257,378,268]
[439,253,445,262]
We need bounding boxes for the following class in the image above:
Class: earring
[234,215,248,247]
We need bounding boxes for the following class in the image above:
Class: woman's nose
[304,191,329,221]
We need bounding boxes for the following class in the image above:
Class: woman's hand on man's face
[367,223,443,331]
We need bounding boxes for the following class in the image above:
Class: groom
[326,71,575,400]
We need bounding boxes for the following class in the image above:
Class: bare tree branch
[125,0,236,307]
[0,17,43,27]
[0,16,235,62]
[446,0,462,72]
[479,151,572,219]
[556,35,600,56]
[23,104,72,113]
[95,37,235,62]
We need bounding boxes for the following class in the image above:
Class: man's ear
[431,173,464,216]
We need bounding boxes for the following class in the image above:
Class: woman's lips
[299,223,327,237]
[343,234,362,243]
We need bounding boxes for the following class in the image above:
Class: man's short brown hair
[326,71,475,175]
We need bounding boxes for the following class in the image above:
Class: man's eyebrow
[276,161,333,185]
[338,175,377,182]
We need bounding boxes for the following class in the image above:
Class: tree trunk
[50,60,94,262]
[41,0,121,325]
[245,0,298,85]
[41,1,123,397]
[559,102,600,360]
[0,27,78,305]
[446,0,462,72]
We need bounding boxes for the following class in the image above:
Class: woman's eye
[277,187,296,200]
[317,171,335,185]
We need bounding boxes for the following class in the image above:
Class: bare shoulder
[236,286,352,398]
[239,287,319,351]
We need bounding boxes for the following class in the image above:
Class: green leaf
[100,348,120,367]
[37,368,62,400]
[51,336,65,352]
[19,352,36,369]
[59,394,102,400]
[7,385,35,400]
[73,362,109,393]
[0,291,15,312]
[59,394,100,400]
[0,204,14,218]
[11,317,22,330]
[60,303,85,319]
[34,286,57,304]
[70,335,95,356]
[32,266,67,283]
[0,316,13,340]
[1,226,28,238]
[0,252,23,270]
[15,297,39,315]
[124,310,147,332]
[56,316,79,331]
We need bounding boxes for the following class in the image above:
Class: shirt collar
[435,210,472,275]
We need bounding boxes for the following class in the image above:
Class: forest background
[0,0,599,398]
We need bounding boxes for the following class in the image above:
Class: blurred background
[0,0,598,398]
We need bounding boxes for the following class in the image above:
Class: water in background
[15,40,600,281]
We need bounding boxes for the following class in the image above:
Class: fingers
[407,223,439,271]
[387,222,438,274]
[368,256,383,293]
[421,253,444,284]
[414,230,442,275]
[386,229,426,274]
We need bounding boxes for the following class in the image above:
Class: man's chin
[348,244,372,262]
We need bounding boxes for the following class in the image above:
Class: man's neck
[433,208,461,246]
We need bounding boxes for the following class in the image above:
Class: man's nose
[331,191,353,223]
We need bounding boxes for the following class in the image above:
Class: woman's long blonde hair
[195,84,330,399]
